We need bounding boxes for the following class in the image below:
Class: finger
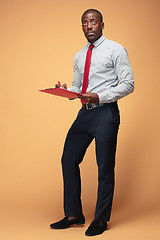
[61,83,67,89]
[82,93,89,97]
[80,96,87,100]
[55,84,60,88]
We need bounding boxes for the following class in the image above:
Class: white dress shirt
[68,35,134,103]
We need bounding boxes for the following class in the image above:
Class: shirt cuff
[97,92,108,103]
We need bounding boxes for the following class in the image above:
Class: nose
[87,22,93,30]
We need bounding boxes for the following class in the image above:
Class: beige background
[1,0,160,239]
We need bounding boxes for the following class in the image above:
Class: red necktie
[81,44,94,104]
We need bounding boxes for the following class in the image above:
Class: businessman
[50,9,134,236]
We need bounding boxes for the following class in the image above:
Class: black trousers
[61,101,120,222]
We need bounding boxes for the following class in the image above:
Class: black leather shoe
[85,220,107,236]
[50,214,85,229]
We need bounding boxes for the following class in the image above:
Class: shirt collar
[87,35,105,48]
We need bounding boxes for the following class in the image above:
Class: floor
[1,205,160,240]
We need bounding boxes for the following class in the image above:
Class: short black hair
[81,9,103,23]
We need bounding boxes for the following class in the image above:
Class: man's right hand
[55,83,67,89]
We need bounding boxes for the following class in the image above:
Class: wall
[1,0,160,239]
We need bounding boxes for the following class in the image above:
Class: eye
[82,22,87,26]
[92,20,97,25]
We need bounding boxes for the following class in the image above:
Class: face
[82,12,104,43]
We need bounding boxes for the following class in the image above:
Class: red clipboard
[39,88,82,99]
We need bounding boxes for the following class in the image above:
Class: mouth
[87,31,95,36]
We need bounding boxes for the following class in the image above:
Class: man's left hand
[78,92,99,103]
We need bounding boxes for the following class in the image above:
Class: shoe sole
[85,227,107,236]
[50,222,85,229]
[70,223,85,227]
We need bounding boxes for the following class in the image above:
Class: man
[50,9,134,236]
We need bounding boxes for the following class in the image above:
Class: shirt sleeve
[98,46,134,103]
[67,55,82,94]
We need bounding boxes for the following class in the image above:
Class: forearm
[67,85,81,93]
[98,79,134,103]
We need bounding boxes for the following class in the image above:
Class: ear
[101,22,104,30]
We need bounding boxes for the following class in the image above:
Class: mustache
[86,30,96,34]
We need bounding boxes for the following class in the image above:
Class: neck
[88,34,102,44]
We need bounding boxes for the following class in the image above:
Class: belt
[82,102,106,110]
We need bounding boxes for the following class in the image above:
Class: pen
[58,81,61,86]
